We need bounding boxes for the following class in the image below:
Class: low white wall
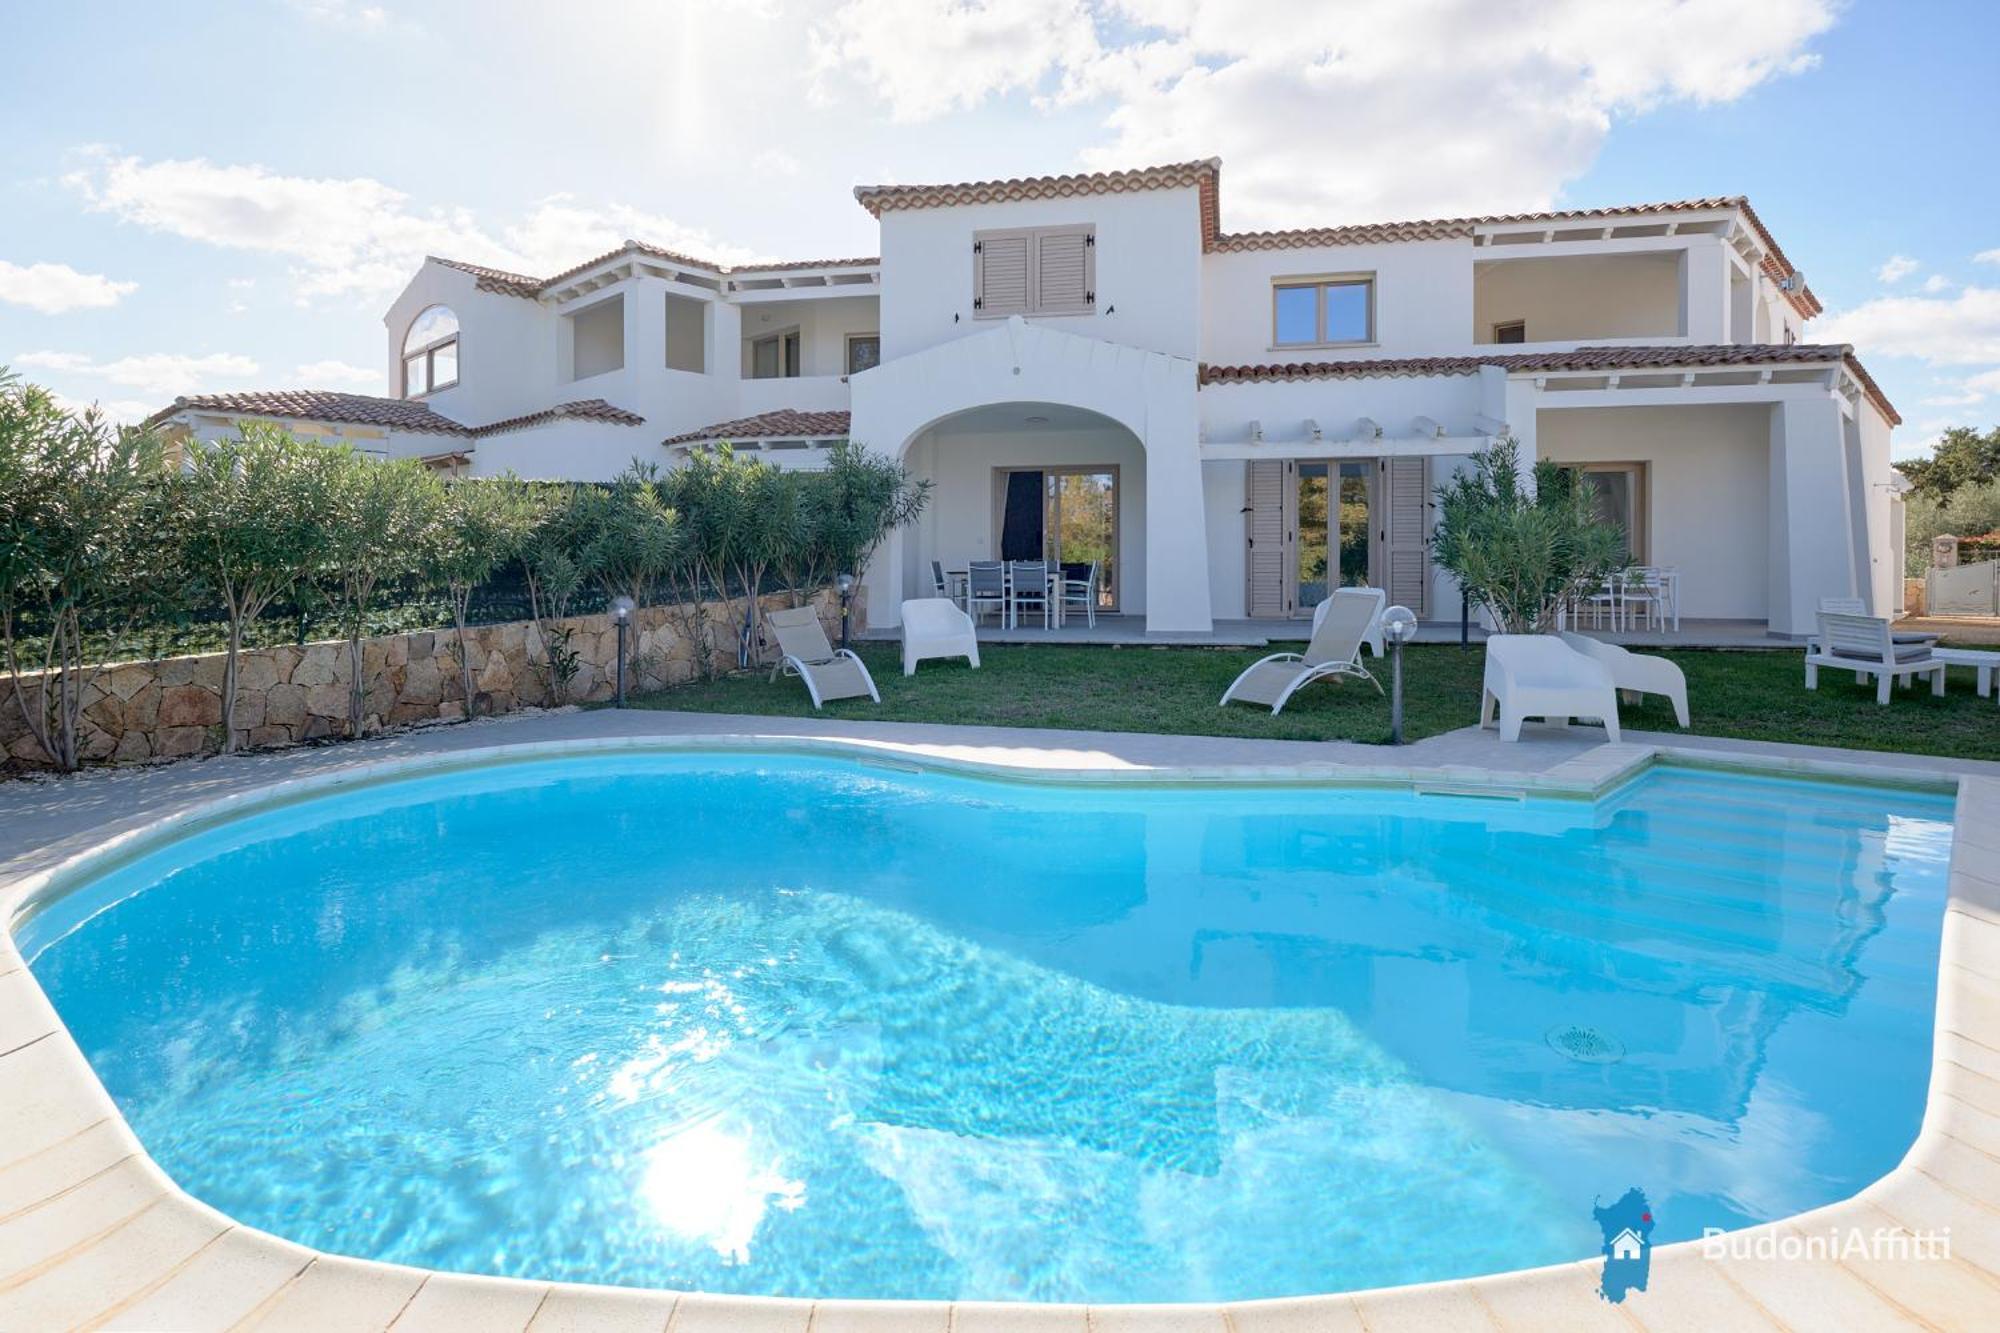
[1537,404,1771,621]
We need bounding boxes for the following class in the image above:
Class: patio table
[1933,647,2000,698]
[946,568,1066,628]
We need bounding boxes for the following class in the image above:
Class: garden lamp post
[835,572,856,651]
[1382,605,1419,745]
[610,596,635,708]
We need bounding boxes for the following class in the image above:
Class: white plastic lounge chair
[1805,612,1943,706]
[900,598,980,676]
[965,561,1008,625]
[1480,634,1621,743]
[1221,592,1381,713]
[1559,631,1690,727]
[1315,586,1387,657]
[766,605,880,708]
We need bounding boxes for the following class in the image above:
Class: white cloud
[292,359,380,388]
[808,0,1837,226]
[1818,287,2000,366]
[63,151,753,303]
[752,148,803,178]
[289,1,389,31]
[1977,248,2000,265]
[1922,273,1953,294]
[0,259,136,314]
[14,349,260,398]
[1876,254,1919,284]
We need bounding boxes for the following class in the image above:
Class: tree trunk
[221,618,243,753]
[346,629,366,738]
[452,595,476,720]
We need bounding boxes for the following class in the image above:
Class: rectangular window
[403,352,428,397]
[974,225,1095,317]
[1559,462,1648,563]
[1272,276,1375,346]
[846,334,881,375]
[1492,320,1527,344]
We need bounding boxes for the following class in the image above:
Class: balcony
[1473,252,1686,349]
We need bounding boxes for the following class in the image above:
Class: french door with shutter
[1245,457,1428,618]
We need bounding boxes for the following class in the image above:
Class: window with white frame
[402,305,459,398]
[973,225,1095,317]
[1272,276,1374,347]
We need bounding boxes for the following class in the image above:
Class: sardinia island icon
[1594,1187,1655,1303]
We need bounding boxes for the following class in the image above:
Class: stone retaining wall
[1,588,849,770]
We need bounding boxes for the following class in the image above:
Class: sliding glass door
[1294,461,1373,613]
[997,467,1119,610]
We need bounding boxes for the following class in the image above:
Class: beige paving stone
[1468,1262,1636,1329]
[666,1291,808,1332]
[1222,1294,1367,1333]
[0,967,59,1055]
[1621,1245,1777,1331]
[1946,908,2000,978]
[1906,1129,2000,1201]
[0,1119,129,1224]
[1084,1303,1228,1333]
[1870,1168,2000,1279]
[0,1155,166,1283]
[1809,1201,2000,1331]
[1703,1218,1926,1331]
[1348,1279,1499,1331]
[0,1194,226,1330]
[1939,1029,2000,1085]
[238,1254,428,1332]
[389,1270,549,1332]
[806,1300,950,1333]
[947,1303,1089,1333]
[94,1225,314,1331]
[0,1033,123,1170]
[527,1282,676,1333]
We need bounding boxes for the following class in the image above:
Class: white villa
[147,158,1903,638]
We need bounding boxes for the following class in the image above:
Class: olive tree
[519,483,590,703]
[1429,438,1626,634]
[318,452,445,735]
[171,422,339,750]
[432,474,538,717]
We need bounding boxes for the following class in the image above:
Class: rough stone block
[158,684,222,729]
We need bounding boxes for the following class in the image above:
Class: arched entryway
[894,401,1146,623]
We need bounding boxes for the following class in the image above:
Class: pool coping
[1,718,1997,1330]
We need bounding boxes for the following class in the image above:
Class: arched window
[402,305,460,398]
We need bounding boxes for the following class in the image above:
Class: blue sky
[2,0,1994,459]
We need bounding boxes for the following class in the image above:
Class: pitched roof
[855,159,1222,231]
[661,409,852,447]
[440,245,881,300]
[143,390,466,435]
[428,257,545,298]
[145,392,646,438]
[471,399,646,437]
[1199,343,1898,424]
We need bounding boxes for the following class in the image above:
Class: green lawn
[625,640,2000,761]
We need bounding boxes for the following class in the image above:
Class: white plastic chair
[1805,612,1943,705]
[965,561,1007,626]
[1559,631,1689,727]
[900,598,980,676]
[1316,586,1386,657]
[766,605,880,708]
[1221,592,1381,713]
[1479,634,1621,742]
[1620,569,1665,632]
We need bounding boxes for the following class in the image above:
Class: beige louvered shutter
[1382,457,1430,616]
[1033,226,1094,314]
[1245,460,1291,618]
[973,230,1030,316]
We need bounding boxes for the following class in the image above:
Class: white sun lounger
[900,598,980,676]
[1558,631,1690,727]
[1220,591,1381,714]
[766,605,880,708]
[1480,634,1621,743]
[1314,585,1387,657]
[1804,612,1943,705]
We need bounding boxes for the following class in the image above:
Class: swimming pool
[14,752,1954,1304]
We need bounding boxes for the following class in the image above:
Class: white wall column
[1141,380,1213,633]
[1767,396,1859,635]
[626,278,666,376]
[1682,238,1730,341]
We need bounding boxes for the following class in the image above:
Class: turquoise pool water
[16,753,1954,1303]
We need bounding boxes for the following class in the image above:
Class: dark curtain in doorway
[1001,471,1045,561]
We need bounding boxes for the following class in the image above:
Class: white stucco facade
[147,160,1899,637]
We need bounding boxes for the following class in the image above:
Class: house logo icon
[1593,1188,1655,1303]
[1610,1227,1644,1262]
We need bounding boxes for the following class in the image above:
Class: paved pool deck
[3,709,1999,1330]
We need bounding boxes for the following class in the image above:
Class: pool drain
[1546,1023,1625,1064]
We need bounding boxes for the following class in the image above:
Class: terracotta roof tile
[440,246,880,300]
[428,257,545,298]
[661,409,851,447]
[145,392,647,438]
[472,399,646,438]
[143,390,466,435]
[1200,344,1897,425]
[855,159,1221,221]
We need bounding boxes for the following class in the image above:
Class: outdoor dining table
[946,567,1067,628]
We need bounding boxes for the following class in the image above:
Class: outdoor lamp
[1381,605,1419,745]
[610,596,636,709]
[835,572,857,650]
